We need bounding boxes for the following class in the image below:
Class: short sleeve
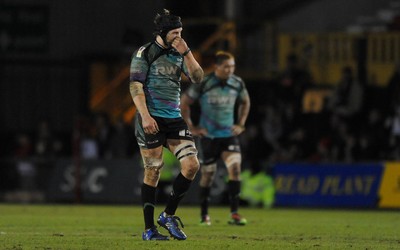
[238,81,249,101]
[130,45,149,83]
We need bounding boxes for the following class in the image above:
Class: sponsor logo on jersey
[154,65,179,75]
[207,95,236,105]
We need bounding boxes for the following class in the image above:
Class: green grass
[0,204,399,249]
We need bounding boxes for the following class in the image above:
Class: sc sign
[60,164,108,194]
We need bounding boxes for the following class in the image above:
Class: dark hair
[215,51,234,65]
[153,9,182,38]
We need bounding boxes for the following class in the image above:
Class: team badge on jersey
[136,46,146,58]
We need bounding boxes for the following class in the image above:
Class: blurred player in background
[129,9,204,240]
[181,51,251,226]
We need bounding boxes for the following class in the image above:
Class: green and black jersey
[130,41,190,118]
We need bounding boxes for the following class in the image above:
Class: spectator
[260,104,283,157]
[355,108,386,161]
[277,53,313,115]
[80,130,99,160]
[329,116,357,163]
[108,117,130,158]
[382,65,400,159]
[327,66,365,134]
[34,120,64,157]
[386,105,400,160]
[14,133,33,158]
[386,63,400,116]
[93,113,112,158]
[13,133,38,200]
[77,116,99,160]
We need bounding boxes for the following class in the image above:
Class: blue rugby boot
[142,226,169,241]
[157,212,187,240]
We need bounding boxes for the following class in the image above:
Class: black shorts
[135,114,194,149]
[199,136,241,164]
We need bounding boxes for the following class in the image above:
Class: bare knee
[141,154,164,186]
[225,153,242,181]
[200,163,217,187]
[181,155,200,180]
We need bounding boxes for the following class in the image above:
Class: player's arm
[180,93,207,137]
[232,92,251,136]
[129,81,159,134]
[183,51,204,84]
[180,93,195,128]
[172,38,204,84]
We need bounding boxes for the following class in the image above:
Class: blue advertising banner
[274,163,383,207]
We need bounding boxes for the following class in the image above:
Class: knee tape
[225,153,241,169]
[173,141,198,161]
[201,163,217,173]
[142,157,164,170]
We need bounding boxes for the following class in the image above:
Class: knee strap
[173,141,198,161]
[225,153,241,169]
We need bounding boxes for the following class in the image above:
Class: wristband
[182,48,191,57]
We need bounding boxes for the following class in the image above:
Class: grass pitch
[0,204,399,249]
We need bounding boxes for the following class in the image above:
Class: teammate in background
[180,51,251,226]
[129,9,204,240]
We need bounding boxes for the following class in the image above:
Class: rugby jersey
[130,41,189,118]
[186,72,249,138]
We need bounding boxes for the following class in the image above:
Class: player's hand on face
[141,115,159,135]
[231,124,245,136]
[172,37,189,55]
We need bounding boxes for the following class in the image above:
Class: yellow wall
[279,32,400,86]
